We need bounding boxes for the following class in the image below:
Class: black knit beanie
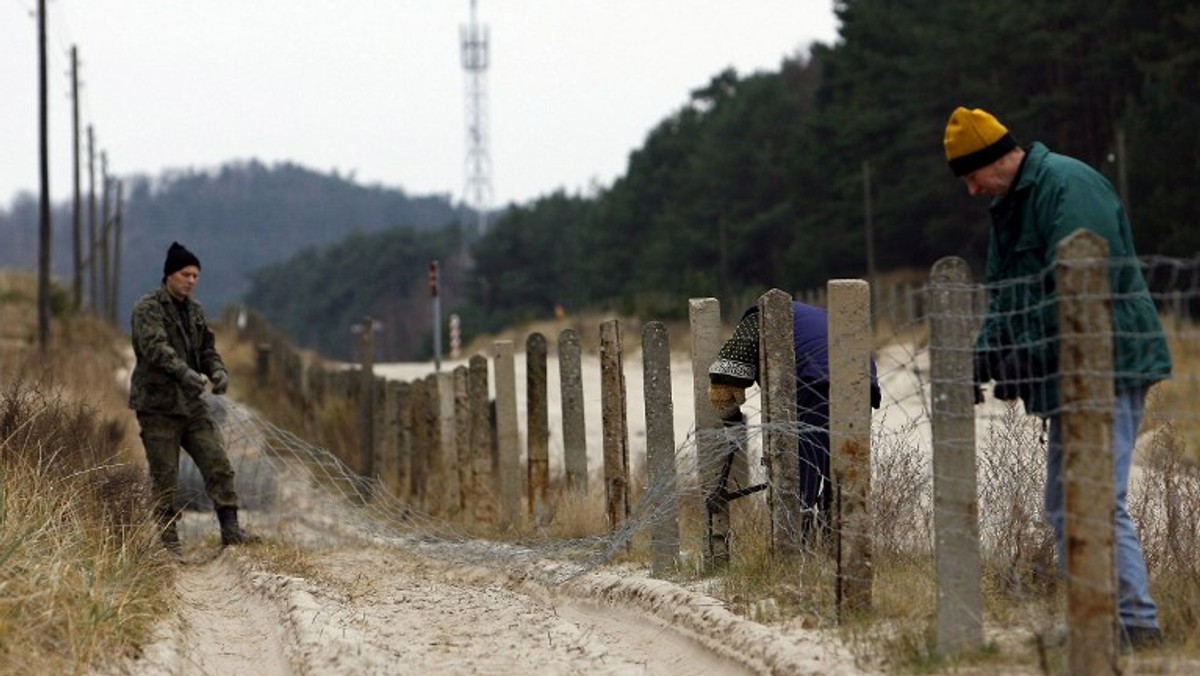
[162,242,201,281]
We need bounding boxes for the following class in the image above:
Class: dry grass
[0,270,174,674]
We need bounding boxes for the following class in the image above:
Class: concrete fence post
[409,376,431,512]
[356,317,376,495]
[759,289,800,555]
[394,381,413,502]
[558,328,589,494]
[453,365,470,515]
[494,340,522,530]
[689,298,730,568]
[1057,229,1118,674]
[374,378,398,497]
[643,321,679,576]
[928,256,983,654]
[526,333,550,522]
[435,371,459,518]
[828,278,873,618]
[600,319,631,532]
[467,354,496,525]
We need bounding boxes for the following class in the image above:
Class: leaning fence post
[828,279,873,618]
[1057,229,1118,674]
[494,340,522,530]
[759,289,800,555]
[600,319,631,532]
[558,329,589,494]
[643,321,679,576]
[929,256,983,654]
[689,298,730,568]
[526,333,550,522]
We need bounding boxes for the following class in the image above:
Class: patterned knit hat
[162,241,201,281]
[943,107,1017,176]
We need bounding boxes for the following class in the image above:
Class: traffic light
[428,260,439,296]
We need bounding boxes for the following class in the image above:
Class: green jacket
[129,288,226,415]
[976,142,1171,415]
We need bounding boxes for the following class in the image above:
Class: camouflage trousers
[137,410,238,514]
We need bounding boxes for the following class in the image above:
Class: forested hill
[241,2,1200,362]
[463,0,1200,334]
[0,160,462,323]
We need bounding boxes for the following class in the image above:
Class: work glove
[210,370,229,395]
[992,349,1032,403]
[972,351,989,405]
[708,382,746,422]
[181,368,207,397]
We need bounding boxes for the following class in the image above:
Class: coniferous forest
[3,1,1197,361]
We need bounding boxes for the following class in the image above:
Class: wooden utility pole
[108,180,123,325]
[100,153,110,320]
[71,46,82,312]
[36,0,51,352]
[87,125,97,313]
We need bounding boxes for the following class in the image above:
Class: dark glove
[972,352,989,405]
[210,370,229,395]
[181,369,207,397]
[993,349,1033,403]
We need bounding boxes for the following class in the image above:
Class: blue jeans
[1045,387,1158,629]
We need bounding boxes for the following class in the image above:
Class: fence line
[225,241,1199,662]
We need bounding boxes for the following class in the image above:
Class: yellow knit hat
[943,107,1017,176]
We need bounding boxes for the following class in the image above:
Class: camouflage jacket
[128,288,226,415]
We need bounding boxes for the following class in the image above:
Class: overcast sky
[3,1,839,210]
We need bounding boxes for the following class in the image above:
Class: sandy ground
[115,508,867,676]
[113,348,873,675]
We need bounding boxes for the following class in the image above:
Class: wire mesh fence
[202,246,1200,666]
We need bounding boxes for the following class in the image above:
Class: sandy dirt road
[116,511,862,676]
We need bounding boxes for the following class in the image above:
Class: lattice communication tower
[460,0,492,235]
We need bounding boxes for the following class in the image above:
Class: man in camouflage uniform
[130,242,258,555]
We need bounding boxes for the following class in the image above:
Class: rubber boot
[216,506,261,546]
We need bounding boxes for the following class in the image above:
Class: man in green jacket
[944,107,1171,650]
[130,242,258,555]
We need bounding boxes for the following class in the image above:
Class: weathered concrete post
[375,379,400,498]
[435,371,460,518]
[494,340,522,530]
[409,376,431,511]
[689,298,730,568]
[600,319,631,531]
[526,333,550,522]
[643,321,679,576]
[1057,229,1118,674]
[467,354,496,525]
[355,316,377,490]
[929,256,983,654]
[828,279,873,618]
[758,290,800,554]
[558,329,589,493]
[453,365,470,515]
[394,381,413,502]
